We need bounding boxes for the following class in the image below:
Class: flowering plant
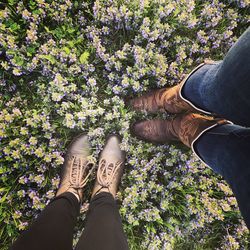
[0,0,249,249]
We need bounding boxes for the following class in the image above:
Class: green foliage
[1,0,250,249]
[80,51,90,64]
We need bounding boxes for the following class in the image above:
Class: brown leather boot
[129,85,196,114]
[131,113,230,147]
[56,134,95,203]
[91,135,125,199]
[129,60,216,114]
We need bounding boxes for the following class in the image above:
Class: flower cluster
[0,0,249,249]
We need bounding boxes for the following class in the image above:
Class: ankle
[68,188,81,203]
[92,187,116,199]
[57,187,81,203]
[167,117,180,139]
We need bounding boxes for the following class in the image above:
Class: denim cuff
[191,123,233,167]
[180,60,220,115]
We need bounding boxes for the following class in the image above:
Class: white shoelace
[97,158,123,188]
[69,155,95,188]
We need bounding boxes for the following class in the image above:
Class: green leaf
[63,47,71,55]
[8,0,18,5]
[156,218,164,225]
[164,222,174,231]
[10,23,20,32]
[44,26,51,33]
[0,193,7,202]
[29,0,37,10]
[173,8,180,16]
[38,54,56,64]
[67,27,75,34]
[76,37,84,44]
[151,226,156,234]
[7,224,14,237]
[14,56,24,66]
[0,166,7,174]
[67,41,75,48]
[33,9,41,15]
[132,220,139,226]
[74,1,79,8]
[29,0,36,6]
[27,46,36,57]
[80,51,89,64]
[0,23,6,31]
[53,27,64,39]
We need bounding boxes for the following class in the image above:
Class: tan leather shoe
[129,60,216,114]
[56,134,95,203]
[131,113,230,147]
[91,135,125,199]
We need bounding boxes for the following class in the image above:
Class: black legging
[10,192,129,250]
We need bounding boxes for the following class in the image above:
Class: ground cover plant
[0,0,250,249]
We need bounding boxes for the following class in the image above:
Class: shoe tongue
[70,149,90,158]
[69,154,88,162]
[100,154,116,166]
[107,162,114,169]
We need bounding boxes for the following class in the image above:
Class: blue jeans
[182,27,250,229]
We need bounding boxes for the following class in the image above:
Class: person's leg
[130,112,250,228]
[10,192,79,250]
[11,134,95,250]
[182,27,250,127]
[75,192,129,250]
[193,124,250,229]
